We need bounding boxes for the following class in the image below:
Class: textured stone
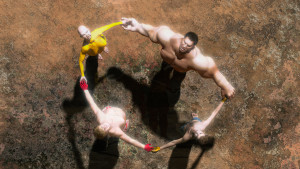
[0,0,299,168]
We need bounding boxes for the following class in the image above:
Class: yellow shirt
[79,22,122,77]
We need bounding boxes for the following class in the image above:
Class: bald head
[78,25,91,40]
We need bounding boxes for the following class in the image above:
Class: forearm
[213,70,232,90]
[203,101,225,128]
[160,138,183,150]
[91,22,122,40]
[79,52,86,77]
[83,90,99,114]
[136,23,154,37]
[123,137,145,149]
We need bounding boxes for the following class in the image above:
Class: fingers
[80,76,87,82]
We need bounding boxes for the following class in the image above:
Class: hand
[144,144,154,152]
[80,80,88,90]
[104,46,109,53]
[83,34,91,41]
[80,76,87,82]
[98,53,103,60]
[151,147,160,153]
[221,85,235,100]
[121,17,140,32]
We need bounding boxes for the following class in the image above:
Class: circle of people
[77,17,235,153]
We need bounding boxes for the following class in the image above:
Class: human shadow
[88,137,119,169]
[104,61,186,139]
[168,139,215,169]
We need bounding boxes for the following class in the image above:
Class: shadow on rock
[61,56,101,169]
[168,138,215,169]
[88,137,119,169]
[104,61,186,139]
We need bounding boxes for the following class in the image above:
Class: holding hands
[221,84,235,100]
[80,76,87,83]
[121,17,140,32]
[80,80,88,90]
[144,144,154,152]
[151,147,160,153]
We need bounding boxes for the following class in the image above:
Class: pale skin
[83,89,149,150]
[156,100,225,151]
[121,18,235,99]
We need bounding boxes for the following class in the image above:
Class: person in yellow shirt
[78,21,123,82]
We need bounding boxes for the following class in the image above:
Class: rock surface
[0,0,299,168]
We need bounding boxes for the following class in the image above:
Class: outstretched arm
[78,44,91,80]
[79,51,86,78]
[201,98,226,130]
[121,17,174,45]
[119,131,153,152]
[80,81,101,115]
[194,56,235,99]
[90,22,123,41]
[155,132,192,152]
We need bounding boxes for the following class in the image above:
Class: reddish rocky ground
[0,0,299,168]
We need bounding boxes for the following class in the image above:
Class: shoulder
[81,44,90,53]
[191,50,217,71]
[182,131,193,141]
[109,127,124,137]
[156,26,176,44]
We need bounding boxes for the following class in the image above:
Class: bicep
[193,56,218,78]
[151,26,174,45]
[79,45,89,61]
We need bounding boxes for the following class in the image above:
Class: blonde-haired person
[80,80,153,152]
[152,98,226,152]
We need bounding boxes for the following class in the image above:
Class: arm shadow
[168,138,215,169]
[103,61,185,139]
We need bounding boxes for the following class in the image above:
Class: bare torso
[160,34,210,76]
[98,107,126,136]
[185,120,205,133]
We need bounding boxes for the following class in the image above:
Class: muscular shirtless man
[121,18,235,99]
[80,80,153,152]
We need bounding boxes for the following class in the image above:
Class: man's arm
[121,17,174,45]
[90,22,123,41]
[201,99,226,130]
[193,56,235,99]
